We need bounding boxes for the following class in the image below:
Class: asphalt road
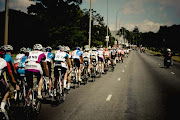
[13,50,180,120]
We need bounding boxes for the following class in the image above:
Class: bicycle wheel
[25,89,34,120]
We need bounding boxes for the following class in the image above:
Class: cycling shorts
[0,77,9,97]
[74,59,80,68]
[98,57,103,62]
[54,66,67,77]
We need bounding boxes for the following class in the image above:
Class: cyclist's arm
[42,61,49,77]
[6,62,16,84]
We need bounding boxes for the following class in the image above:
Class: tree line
[117,25,180,54]
[0,0,114,52]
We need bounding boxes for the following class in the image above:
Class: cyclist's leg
[63,70,68,89]
[47,62,52,96]
[0,79,10,112]
[53,66,59,96]
[36,72,43,99]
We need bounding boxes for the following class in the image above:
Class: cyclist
[0,48,16,119]
[54,46,70,96]
[83,47,91,75]
[44,46,54,97]
[72,47,83,82]
[117,47,121,62]
[104,47,111,70]
[97,47,105,74]
[2,45,20,91]
[111,47,117,67]
[64,46,71,90]
[120,48,125,63]
[25,44,49,99]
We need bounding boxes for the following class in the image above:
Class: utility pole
[88,0,92,48]
[4,0,9,45]
[106,0,108,48]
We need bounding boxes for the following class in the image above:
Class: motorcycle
[164,54,171,68]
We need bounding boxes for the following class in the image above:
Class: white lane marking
[158,64,161,65]
[106,94,112,101]
[171,72,175,75]
[125,65,127,67]
[118,78,121,81]
[122,70,125,72]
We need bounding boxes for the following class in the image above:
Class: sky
[0,0,180,33]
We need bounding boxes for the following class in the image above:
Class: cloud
[125,19,172,32]
[9,0,35,13]
[122,0,145,15]
[110,19,172,33]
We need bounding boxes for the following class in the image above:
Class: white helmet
[167,48,171,52]
[3,45,13,51]
[33,44,43,51]
[20,47,26,53]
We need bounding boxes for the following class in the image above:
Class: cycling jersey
[72,50,83,60]
[4,53,13,64]
[104,51,110,58]
[44,52,54,62]
[97,50,104,59]
[14,53,25,69]
[121,50,124,55]
[0,58,12,77]
[83,52,90,63]
[25,51,46,75]
[14,54,25,64]
[17,56,27,75]
[54,51,68,69]
[111,50,116,59]
[90,51,98,63]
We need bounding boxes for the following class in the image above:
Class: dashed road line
[106,94,112,101]
[171,72,175,75]
[125,65,127,67]
[118,78,121,81]
[122,70,125,72]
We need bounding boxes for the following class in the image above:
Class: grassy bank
[146,49,180,62]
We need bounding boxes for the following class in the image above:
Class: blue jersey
[17,56,27,75]
[72,50,83,59]
[45,52,54,62]
[4,53,13,64]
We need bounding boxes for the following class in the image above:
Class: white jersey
[25,50,46,75]
[83,52,90,63]
[90,51,98,61]
[97,50,104,58]
[14,54,25,64]
[54,51,68,68]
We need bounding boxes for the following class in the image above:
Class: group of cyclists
[0,43,130,119]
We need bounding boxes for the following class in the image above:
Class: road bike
[81,59,89,84]
[91,59,97,81]
[54,63,66,104]
[0,97,10,120]
[25,75,42,120]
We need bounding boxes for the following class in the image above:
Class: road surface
[13,50,180,120]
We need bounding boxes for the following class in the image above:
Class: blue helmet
[76,46,80,51]
[46,46,52,52]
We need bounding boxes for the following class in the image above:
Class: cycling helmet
[60,46,65,51]
[100,48,103,51]
[66,46,70,52]
[46,46,52,52]
[20,47,26,54]
[57,45,62,50]
[85,47,90,52]
[33,44,43,51]
[105,48,108,51]
[4,45,13,52]
[167,48,171,52]
[92,47,96,51]
[76,46,80,51]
